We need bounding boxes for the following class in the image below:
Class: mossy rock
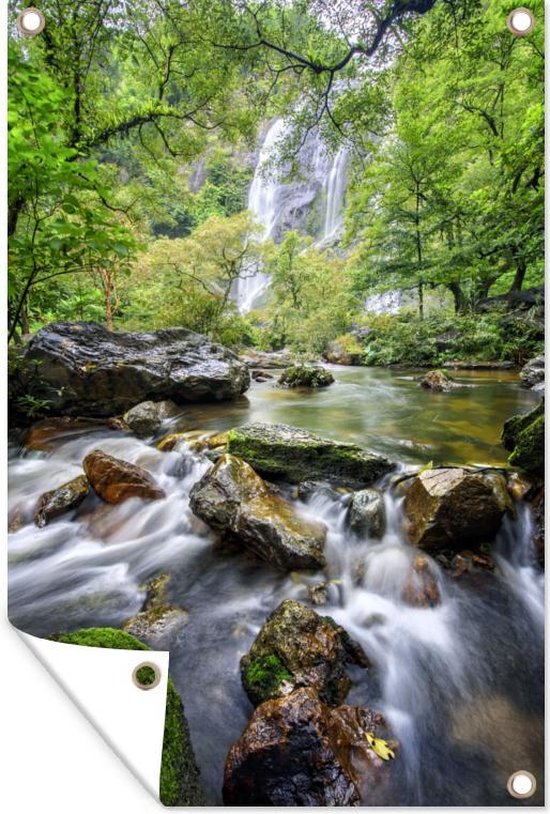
[227,422,394,487]
[278,365,334,389]
[502,401,544,476]
[52,627,204,806]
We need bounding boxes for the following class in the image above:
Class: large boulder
[34,474,90,527]
[122,400,181,438]
[13,322,250,417]
[83,449,165,504]
[52,627,204,806]
[502,401,544,477]
[240,599,368,707]
[403,468,508,552]
[189,455,327,571]
[223,687,396,806]
[324,336,363,366]
[278,364,334,388]
[347,489,386,539]
[520,356,544,389]
[227,423,394,487]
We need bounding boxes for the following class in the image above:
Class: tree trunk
[418,281,424,320]
[508,257,526,293]
[448,282,465,314]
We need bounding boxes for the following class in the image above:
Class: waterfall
[322,148,348,241]
[235,119,350,313]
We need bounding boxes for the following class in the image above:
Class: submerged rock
[123,574,188,646]
[419,369,457,392]
[52,627,204,805]
[403,468,508,552]
[223,687,397,806]
[520,355,544,389]
[122,400,181,438]
[34,474,90,527]
[189,454,327,571]
[14,321,250,417]
[83,449,165,504]
[227,422,394,487]
[401,554,441,607]
[502,401,544,477]
[240,599,367,707]
[347,489,386,539]
[24,416,126,452]
[278,364,335,388]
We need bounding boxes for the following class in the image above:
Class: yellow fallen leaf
[365,732,395,760]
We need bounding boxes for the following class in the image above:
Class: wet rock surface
[24,415,125,451]
[520,355,544,389]
[240,599,367,707]
[347,489,386,539]
[419,369,457,392]
[403,468,508,551]
[189,454,327,571]
[227,422,394,487]
[13,321,250,417]
[123,574,188,646]
[83,449,166,504]
[223,687,396,806]
[122,400,182,438]
[401,554,441,607]
[502,401,544,477]
[34,474,90,527]
[278,364,335,388]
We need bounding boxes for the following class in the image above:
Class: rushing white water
[235,120,350,312]
[322,147,348,241]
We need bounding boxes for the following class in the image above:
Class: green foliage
[16,394,53,419]
[243,653,294,701]
[278,365,334,388]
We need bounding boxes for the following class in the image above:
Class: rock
[308,582,330,605]
[83,449,165,504]
[506,472,533,501]
[189,454,327,571]
[251,370,274,382]
[419,369,457,392]
[401,554,441,607]
[297,481,348,502]
[278,364,335,388]
[240,599,366,707]
[520,355,544,389]
[240,349,294,369]
[223,687,396,806]
[14,321,250,417]
[24,416,126,452]
[347,489,386,539]
[157,429,228,454]
[530,486,544,567]
[123,575,188,646]
[403,468,508,552]
[122,400,181,438]
[451,550,495,577]
[227,423,394,487]
[504,403,544,477]
[324,337,363,366]
[52,627,204,805]
[34,474,90,527]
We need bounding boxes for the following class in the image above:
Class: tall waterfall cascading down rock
[234,119,349,313]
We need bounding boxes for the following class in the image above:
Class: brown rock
[189,455,327,571]
[34,474,90,527]
[224,687,397,806]
[419,370,457,392]
[25,416,124,452]
[401,554,441,607]
[451,549,495,577]
[83,449,165,504]
[403,468,507,552]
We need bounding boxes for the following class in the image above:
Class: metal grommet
[16,7,46,36]
[132,661,161,691]
[507,770,536,799]
[506,7,535,37]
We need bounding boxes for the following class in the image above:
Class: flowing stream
[8,367,543,805]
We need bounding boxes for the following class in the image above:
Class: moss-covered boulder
[240,599,368,707]
[51,627,204,806]
[403,468,509,552]
[190,454,327,571]
[83,449,165,504]
[223,687,397,806]
[34,474,90,527]
[278,364,335,388]
[419,369,457,392]
[324,335,363,366]
[227,422,394,487]
[502,401,544,477]
[122,574,188,647]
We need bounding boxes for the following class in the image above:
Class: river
[8,366,544,805]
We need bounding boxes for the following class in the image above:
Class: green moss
[502,400,544,451]
[278,365,334,389]
[509,414,544,476]
[243,653,293,704]
[52,627,204,806]
[135,665,157,686]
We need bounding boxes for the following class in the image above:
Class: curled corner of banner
[15,626,170,805]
